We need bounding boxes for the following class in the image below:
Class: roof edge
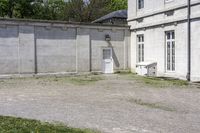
[0,17,130,28]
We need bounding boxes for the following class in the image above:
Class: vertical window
[166,31,175,71]
[137,35,144,62]
[138,0,144,9]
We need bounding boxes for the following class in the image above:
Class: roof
[92,10,127,23]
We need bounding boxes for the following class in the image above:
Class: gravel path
[0,74,200,133]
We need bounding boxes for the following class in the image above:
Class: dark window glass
[167,32,171,39]
[172,32,175,39]
[138,0,144,9]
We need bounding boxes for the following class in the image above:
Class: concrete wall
[128,0,200,81]
[0,19,130,76]
[191,20,200,81]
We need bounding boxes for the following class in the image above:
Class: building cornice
[130,14,200,31]
[128,0,200,22]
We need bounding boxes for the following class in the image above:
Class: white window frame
[137,34,144,63]
[165,31,175,72]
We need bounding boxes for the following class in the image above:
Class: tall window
[138,0,144,9]
[166,31,175,71]
[137,35,144,62]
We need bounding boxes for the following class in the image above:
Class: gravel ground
[0,74,200,133]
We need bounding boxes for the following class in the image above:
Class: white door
[102,48,113,74]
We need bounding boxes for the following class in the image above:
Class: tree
[0,0,8,17]
[63,0,85,22]
[63,0,110,22]
[84,0,110,22]
[13,0,35,18]
[107,0,127,11]
[0,0,127,22]
[44,0,65,20]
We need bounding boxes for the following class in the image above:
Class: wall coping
[0,18,130,30]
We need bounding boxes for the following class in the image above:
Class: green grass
[119,73,189,88]
[0,116,98,133]
[114,70,132,75]
[52,75,104,85]
[128,99,176,112]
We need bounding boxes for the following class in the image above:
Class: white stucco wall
[128,0,200,81]
[191,20,200,81]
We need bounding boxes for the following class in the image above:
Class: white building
[128,0,200,81]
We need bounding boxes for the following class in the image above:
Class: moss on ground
[118,72,189,88]
[128,99,176,112]
[52,75,104,85]
[0,116,98,133]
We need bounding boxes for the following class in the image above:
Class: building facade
[0,19,130,77]
[128,0,200,81]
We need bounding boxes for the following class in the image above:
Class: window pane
[172,63,175,71]
[172,32,175,39]
[141,0,144,8]
[138,0,144,9]
[103,49,111,59]
[142,44,144,61]
[138,45,141,62]
[166,31,175,71]
[137,35,144,62]
[167,32,171,40]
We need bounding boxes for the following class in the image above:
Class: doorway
[102,48,113,74]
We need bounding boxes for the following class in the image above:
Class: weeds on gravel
[0,116,98,133]
[120,73,189,88]
[0,74,104,86]
[114,70,132,75]
[51,75,104,85]
[67,75,103,85]
[128,99,176,112]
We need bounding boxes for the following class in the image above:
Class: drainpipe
[34,26,38,74]
[187,0,191,81]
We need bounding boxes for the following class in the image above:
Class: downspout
[187,0,191,81]
[34,26,38,74]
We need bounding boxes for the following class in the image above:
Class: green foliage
[107,0,127,11]
[13,0,35,18]
[0,116,97,133]
[0,0,8,17]
[0,0,127,22]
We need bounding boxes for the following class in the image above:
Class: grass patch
[51,75,104,85]
[120,73,189,88]
[128,99,176,112]
[0,74,104,86]
[66,75,103,85]
[114,70,132,75]
[0,116,98,133]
